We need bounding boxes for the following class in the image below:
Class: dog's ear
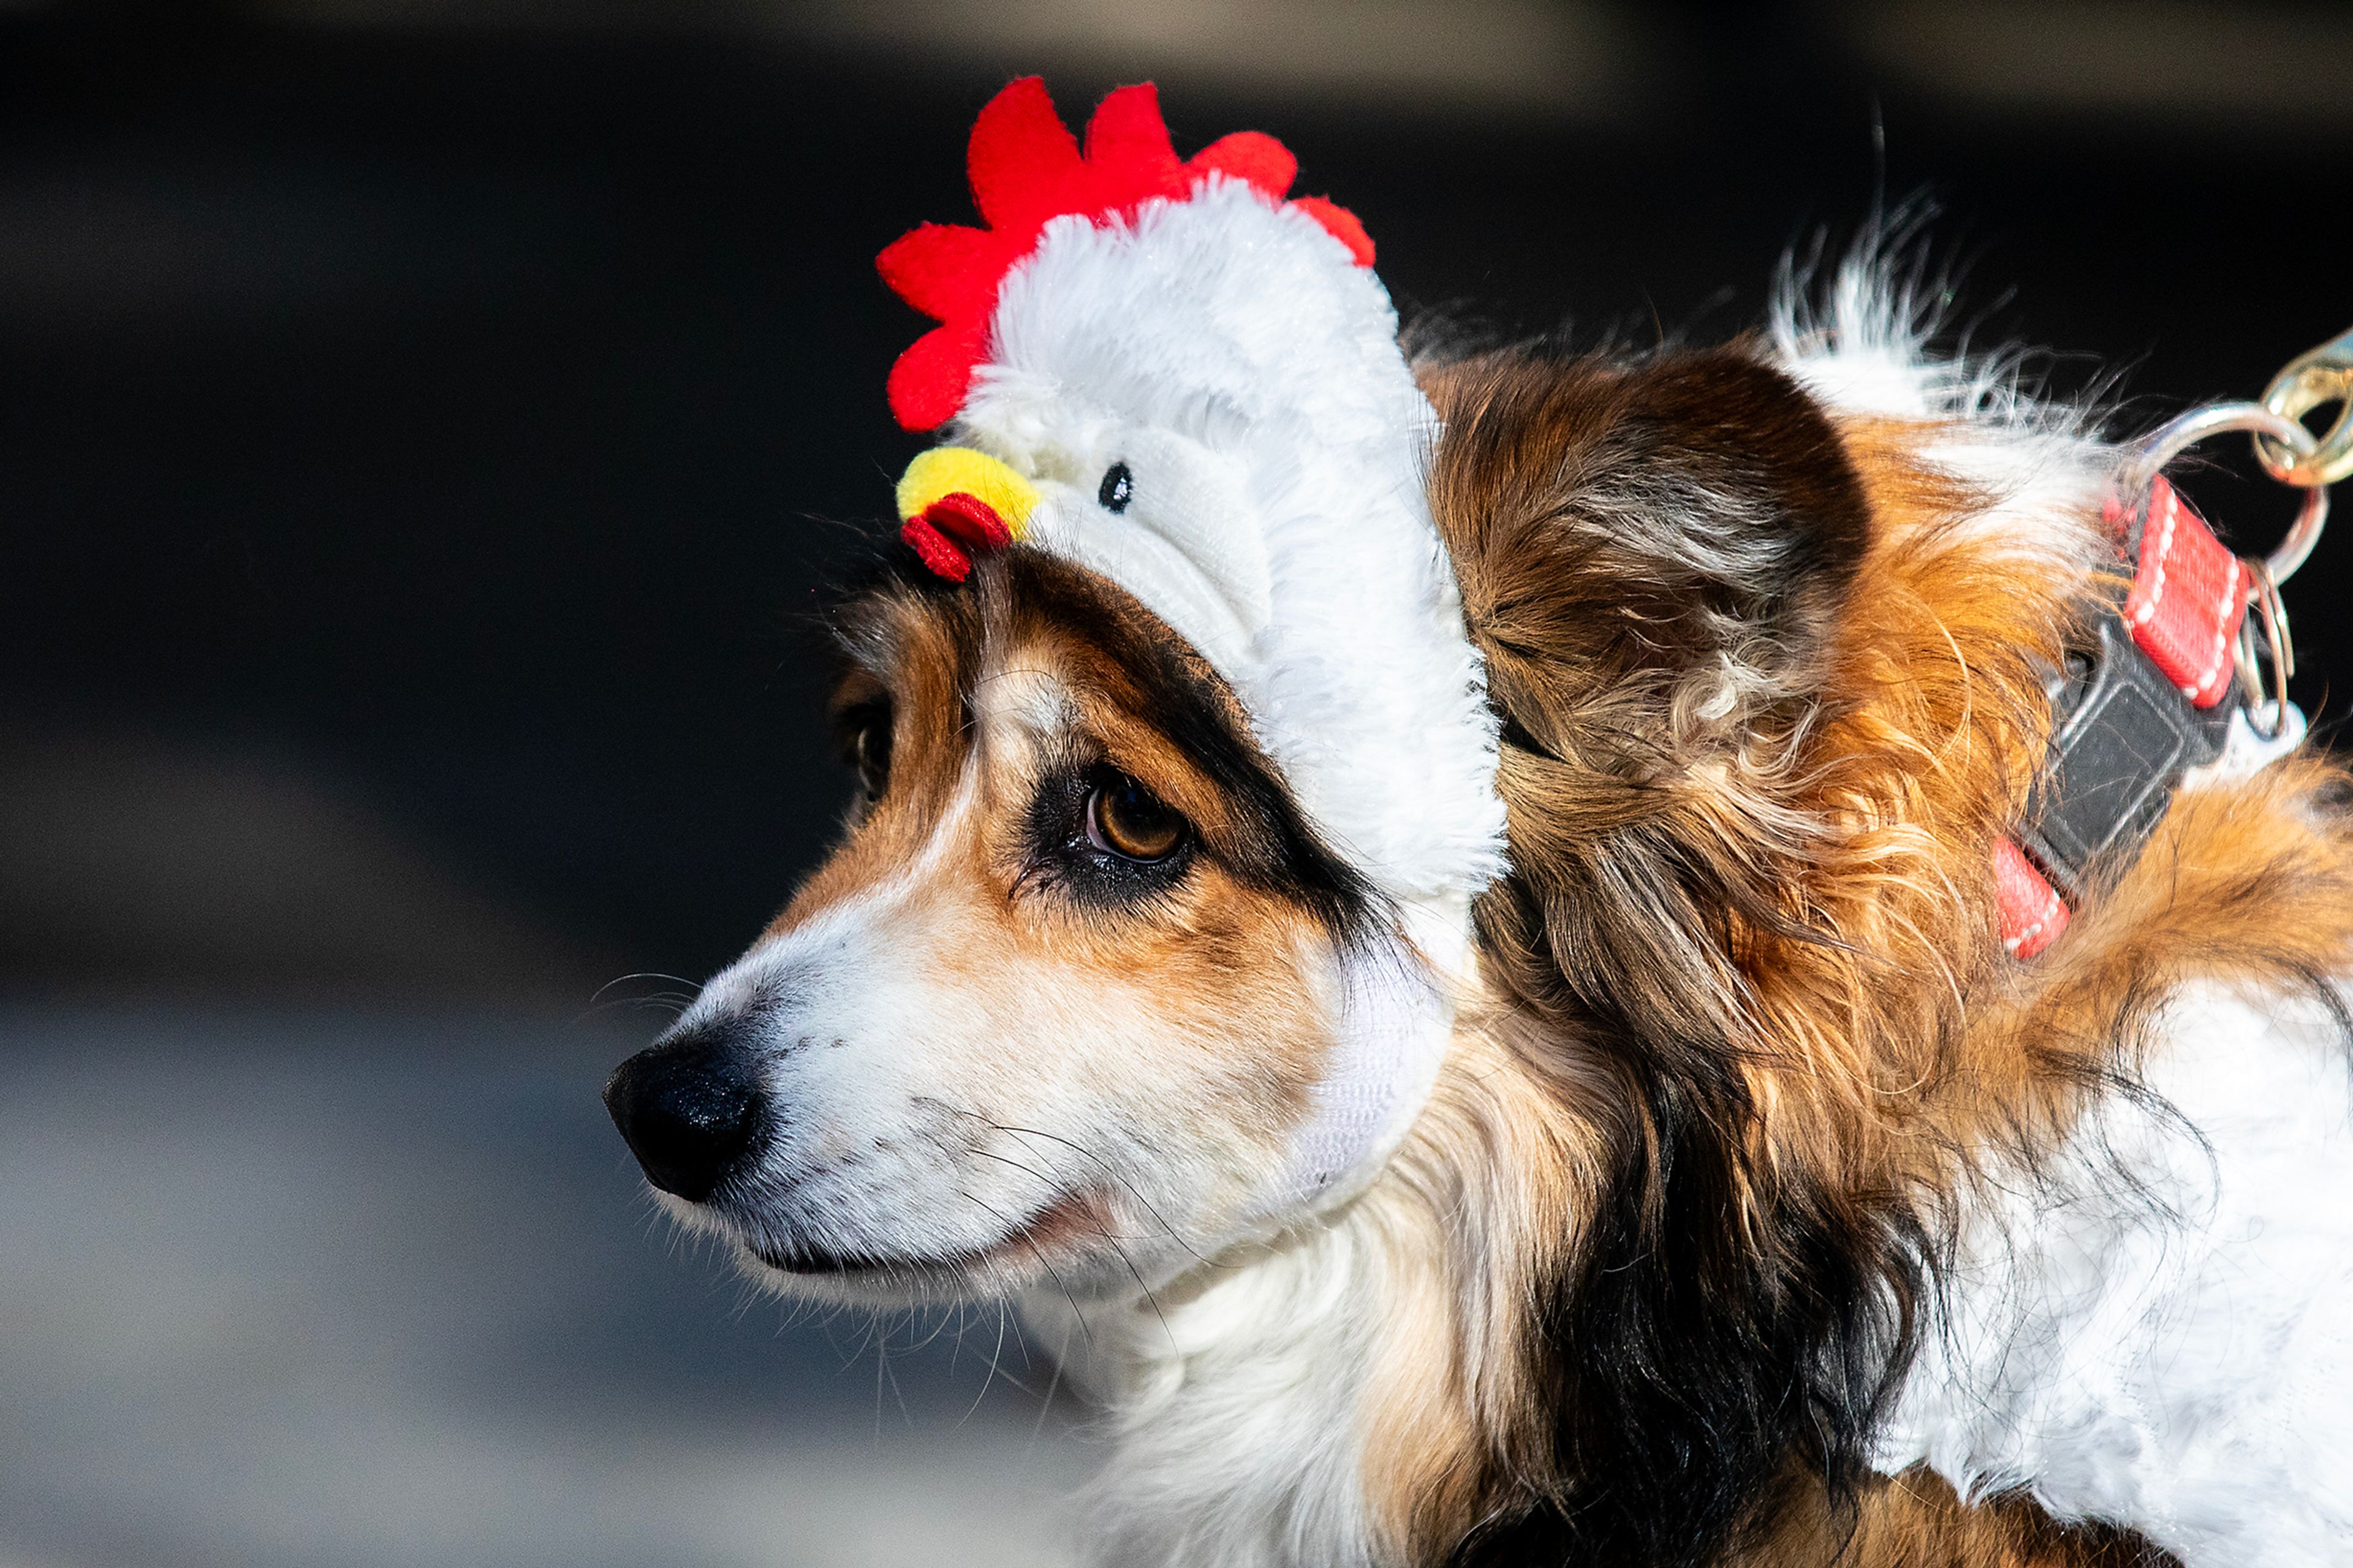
[1424,347,1873,1043]
[1427,346,1869,771]
[1422,348,1910,1568]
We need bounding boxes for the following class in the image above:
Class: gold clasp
[2135,327,2346,729]
[2256,324,2353,488]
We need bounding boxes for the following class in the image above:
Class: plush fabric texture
[963,183,1506,907]
[876,79,1507,1214]
[877,78,1375,433]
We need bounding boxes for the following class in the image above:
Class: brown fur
[1757,1468,2180,1568]
[1382,341,2353,1564]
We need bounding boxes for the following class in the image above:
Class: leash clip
[2256,324,2353,489]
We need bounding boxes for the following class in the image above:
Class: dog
[604,78,2353,1567]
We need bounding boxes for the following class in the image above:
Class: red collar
[1997,476,2250,958]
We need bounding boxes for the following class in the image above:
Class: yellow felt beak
[895,447,1040,539]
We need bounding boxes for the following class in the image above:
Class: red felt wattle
[923,491,1012,551]
[879,76,1377,431]
[900,515,972,582]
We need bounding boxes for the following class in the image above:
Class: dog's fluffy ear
[1427,346,1868,764]
[1422,345,1910,1568]
[1423,347,1872,1043]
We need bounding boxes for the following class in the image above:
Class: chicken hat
[879,78,1506,1217]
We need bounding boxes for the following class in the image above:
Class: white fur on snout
[665,668,1315,1305]
[670,770,1048,1289]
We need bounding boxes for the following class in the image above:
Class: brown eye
[1085,773,1186,862]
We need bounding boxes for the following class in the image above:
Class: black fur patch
[1451,1034,1930,1568]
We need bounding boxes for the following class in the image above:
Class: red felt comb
[876,77,1376,432]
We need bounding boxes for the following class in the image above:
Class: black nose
[603,1023,767,1203]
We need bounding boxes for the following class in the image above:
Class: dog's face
[605,550,1373,1305]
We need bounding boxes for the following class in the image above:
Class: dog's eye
[1085,773,1184,862]
[838,699,893,798]
[1097,463,1134,514]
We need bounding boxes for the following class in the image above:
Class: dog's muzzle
[604,1021,767,1204]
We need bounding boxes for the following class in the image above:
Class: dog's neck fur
[1020,1010,1569,1568]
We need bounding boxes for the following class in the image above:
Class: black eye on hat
[1098,463,1134,513]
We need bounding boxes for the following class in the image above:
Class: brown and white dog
[605,80,2353,1568]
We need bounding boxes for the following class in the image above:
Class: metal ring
[2234,560,2294,739]
[2256,325,2353,488]
[2136,401,2330,586]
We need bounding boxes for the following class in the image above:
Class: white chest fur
[1021,1215,1387,1568]
[1878,983,2353,1566]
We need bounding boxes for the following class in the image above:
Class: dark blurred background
[0,2,2345,1564]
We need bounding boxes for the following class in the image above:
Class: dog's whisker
[986,1120,1227,1271]
[957,1300,1013,1428]
[961,1189,1091,1349]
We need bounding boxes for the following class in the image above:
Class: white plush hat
[878,79,1505,1213]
